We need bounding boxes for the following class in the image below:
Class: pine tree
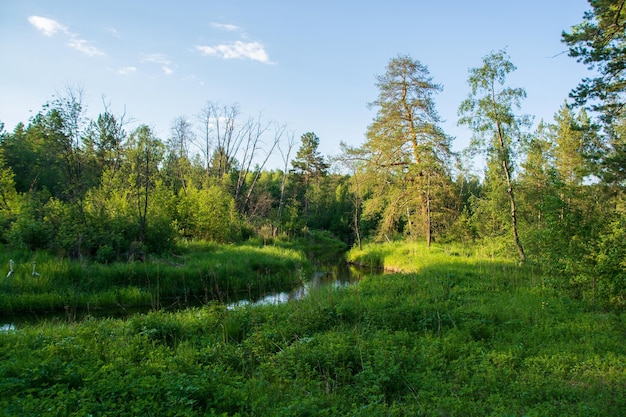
[361,54,453,245]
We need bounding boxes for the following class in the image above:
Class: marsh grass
[1,241,624,415]
[0,241,309,314]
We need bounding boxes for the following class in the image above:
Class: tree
[550,104,600,250]
[0,130,19,239]
[49,86,93,207]
[520,122,555,219]
[84,103,128,180]
[563,1,626,263]
[337,142,365,248]
[517,122,560,256]
[292,132,329,178]
[361,54,453,246]
[458,50,530,262]
[291,132,329,218]
[125,125,165,244]
[562,0,626,122]
[6,110,70,198]
[552,103,597,186]
[277,130,297,227]
[0,123,34,194]
[164,116,194,194]
[196,102,242,179]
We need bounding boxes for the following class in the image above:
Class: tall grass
[0,241,309,314]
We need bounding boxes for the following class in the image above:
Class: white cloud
[28,16,69,36]
[183,75,205,86]
[107,27,120,38]
[140,54,175,75]
[68,38,105,57]
[210,22,240,32]
[118,66,137,75]
[196,41,272,64]
[28,15,104,57]
[142,53,171,65]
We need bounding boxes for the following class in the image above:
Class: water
[0,260,366,330]
[0,323,15,332]
[229,263,362,308]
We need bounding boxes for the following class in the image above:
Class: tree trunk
[495,120,526,263]
[504,162,525,263]
[426,174,432,249]
[353,194,362,250]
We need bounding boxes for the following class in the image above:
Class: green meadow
[1,241,624,416]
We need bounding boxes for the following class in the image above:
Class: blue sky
[1,1,592,170]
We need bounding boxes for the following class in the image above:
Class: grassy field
[1,241,624,416]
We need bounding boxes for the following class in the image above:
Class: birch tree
[458,50,530,262]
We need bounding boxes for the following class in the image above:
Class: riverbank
[1,241,624,415]
[345,240,503,273]
[0,239,312,315]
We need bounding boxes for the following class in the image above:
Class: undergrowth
[1,241,624,415]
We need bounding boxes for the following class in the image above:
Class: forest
[0,1,625,415]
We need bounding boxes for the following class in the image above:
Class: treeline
[0,1,624,307]
[0,97,355,261]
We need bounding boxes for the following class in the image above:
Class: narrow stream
[0,260,367,330]
[228,260,363,308]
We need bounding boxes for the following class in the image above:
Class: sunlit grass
[0,241,309,314]
[346,240,516,272]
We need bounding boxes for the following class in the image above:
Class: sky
[1,0,593,171]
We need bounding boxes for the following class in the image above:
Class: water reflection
[0,262,368,327]
[1,323,15,332]
[229,263,362,309]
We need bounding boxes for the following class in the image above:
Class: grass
[0,240,310,314]
[1,241,624,415]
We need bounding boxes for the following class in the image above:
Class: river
[0,259,367,331]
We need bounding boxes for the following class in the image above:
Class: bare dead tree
[195,104,214,176]
[278,130,296,223]
[241,122,285,214]
[235,114,271,205]
[195,102,245,178]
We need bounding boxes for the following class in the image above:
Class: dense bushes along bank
[1,241,624,415]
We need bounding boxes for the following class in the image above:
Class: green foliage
[1,242,625,416]
[0,148,18,240]
[563,0,626,122]
[5,193,53,251]
[176,184,240,243]
[591,195,626,306]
